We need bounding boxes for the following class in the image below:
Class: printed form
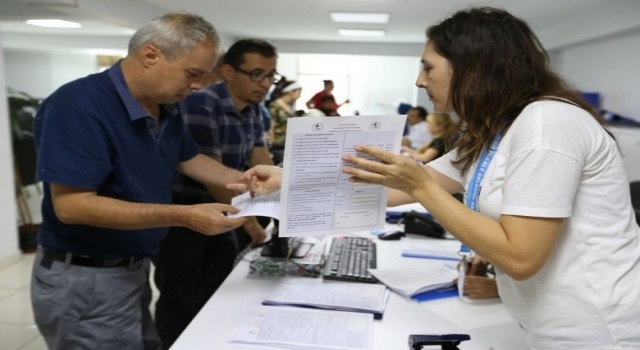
[279,115,406,237]
[228,306,374,350]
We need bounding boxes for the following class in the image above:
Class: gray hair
[128,12,219,61]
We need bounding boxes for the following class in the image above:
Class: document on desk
[368,262,457,299]
[279,115,406,237]
[228,305,374,350]
[262,278,389,319]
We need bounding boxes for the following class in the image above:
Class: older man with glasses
[152,38,278,348]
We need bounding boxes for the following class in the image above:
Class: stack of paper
[262,278,389,319]
[368,262,457,300]
[228,306,374,350]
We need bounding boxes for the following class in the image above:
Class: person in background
[318,95,340,116]
[232,7,640,349]
[401,112,457,163]
[31,12,247,349]
[268,79,303,165]
[401,106,431,149]
[397,102,413,137]
[153,38,276,348]
[305,79,349,116]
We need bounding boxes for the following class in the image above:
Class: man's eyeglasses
[234,67,281,84]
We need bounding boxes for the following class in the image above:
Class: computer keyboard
[322,236,378,283]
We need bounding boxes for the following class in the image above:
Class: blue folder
[411,286,458,302]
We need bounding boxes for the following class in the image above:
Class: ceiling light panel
[25,19,82,28]
[338,29,386,37]
[331,12,390,24]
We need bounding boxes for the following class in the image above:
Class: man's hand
[184,203,246,236]
[227,165,282,196]
[242,217,267,248]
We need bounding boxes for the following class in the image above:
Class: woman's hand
[454,275,500,299]
[226,165,282,196]
[342,145,432,196]
[454,256,499,299]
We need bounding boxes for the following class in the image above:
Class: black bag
[401,211,446,239]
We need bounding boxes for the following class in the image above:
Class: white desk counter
[171,232,528,350]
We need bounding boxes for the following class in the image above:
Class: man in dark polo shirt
[31,13,247,350]
[153,39,276,348]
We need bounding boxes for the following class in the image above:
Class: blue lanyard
[459,133,503,255]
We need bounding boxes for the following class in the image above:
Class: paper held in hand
[278,115,406,237]
[227,190,281,219]
[227,115,407,240]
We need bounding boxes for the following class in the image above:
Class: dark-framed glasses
[234,67,281,84]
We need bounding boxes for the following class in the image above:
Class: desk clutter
[248,251,323,278]
[235,237,463,350]
[247,234,460,302]
[232,269,387,349]
[175,205,525,349]
[239,236,385,350]
[248,235,379,283]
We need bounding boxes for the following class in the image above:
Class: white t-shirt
[405,121,432,149]
[429,100,640,349]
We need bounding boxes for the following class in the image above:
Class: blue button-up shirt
[173,81,265,200]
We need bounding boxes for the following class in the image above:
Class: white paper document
[262,278,389,318]
[368,262,457,298]
[228,190,281,219]
[228,305,374,350]
[279,115,406,237]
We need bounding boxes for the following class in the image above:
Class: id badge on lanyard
[458,134,502,297]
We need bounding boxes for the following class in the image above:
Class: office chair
[630,181,640,226]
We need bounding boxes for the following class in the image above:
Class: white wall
[4,50,97,99]
[0,36,21,267]
[4,50,53,99]
[348,55,421,115]
[51,53,98,96]
[553,29,640,121]
[611,126,640,182]
[553,29,640,183]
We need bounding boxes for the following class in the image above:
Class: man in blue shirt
[31,13,247,349]
[153,39,276,348]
